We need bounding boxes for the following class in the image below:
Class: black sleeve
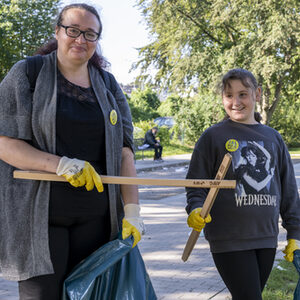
[185,144,214,214]
[279,141,300,240]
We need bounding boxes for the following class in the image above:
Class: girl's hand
[283,239,300,262]
[187,208,212,232]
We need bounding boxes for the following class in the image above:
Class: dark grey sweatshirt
[186,119,300,253]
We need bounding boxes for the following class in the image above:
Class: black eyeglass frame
[58,24,100,42]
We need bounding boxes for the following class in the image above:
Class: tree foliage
[0,0,59,81]
[128,86,161,121]
[174,92,225,144]
[157,94,183,116]
[135,0,300,124]
[269,96,300,147]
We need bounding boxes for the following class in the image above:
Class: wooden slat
[13,170,236,189]
[182,153,232,262]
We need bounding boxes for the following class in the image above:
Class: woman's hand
[56,156,103,192]
[122,203,145,248]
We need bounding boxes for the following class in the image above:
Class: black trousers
[18,215,110,300]
[212,248,276,300]
[149,144,163,159]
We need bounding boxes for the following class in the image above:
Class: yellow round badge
[110,110,117,125]
[225,139,239,152]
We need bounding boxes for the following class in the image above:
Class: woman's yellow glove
[187,207,212,232]
[56,156,103,192]
[122,204,145,248]
[283,239,300,262]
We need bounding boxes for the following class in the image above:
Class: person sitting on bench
[143,127,163,161]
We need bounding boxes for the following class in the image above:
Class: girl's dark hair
[34,3,109,69]
[220,68,262,123]
[219,68,258,93]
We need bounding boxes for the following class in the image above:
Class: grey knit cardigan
[0,51,134,281]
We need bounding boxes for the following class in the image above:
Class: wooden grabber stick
[181,153,232,262]
[13,170,236,189]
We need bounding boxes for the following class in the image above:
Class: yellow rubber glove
[56,156,103,192]
[122,204,145,248]
[187,207,212,232]
[283,239,300,262]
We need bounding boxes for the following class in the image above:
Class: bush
[269,98,300,148]
[175,92,225,145]
[133,120,156,137]
[128,87,160,122]
[156,126,172,146]
[133,120,172,145]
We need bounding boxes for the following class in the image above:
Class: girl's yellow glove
[187,207,212,232]
[56,156,103,192]
[122,204,145,248]
[283,239,300,262]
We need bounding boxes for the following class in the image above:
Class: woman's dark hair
[56,3,102,35]
[220,68,262,123]
[34,3,109,69]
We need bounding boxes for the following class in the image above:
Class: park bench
[133,138,154,160]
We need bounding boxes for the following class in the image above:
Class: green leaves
[128,86,161,122]
[135,0,300,124]
[0,0,59,81]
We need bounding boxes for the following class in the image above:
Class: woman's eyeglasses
[59,24,99,42]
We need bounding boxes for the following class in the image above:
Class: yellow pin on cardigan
[110,110,117,125]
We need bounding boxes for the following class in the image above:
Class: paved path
[0,155,299,300]
[139,193,287,300]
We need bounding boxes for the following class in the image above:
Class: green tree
[175,92,225,144]
[269,96,300,147]
[128,86,161,121]
[135,0,300,124]
[0,0,59,80]
[158,94,183,116]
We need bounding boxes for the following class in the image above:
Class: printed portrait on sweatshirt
[232,141,275,197]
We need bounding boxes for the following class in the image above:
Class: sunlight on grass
[262,259,298,300]
[135,144,299,160]
[289,147,300,154]
[135,142,193,160]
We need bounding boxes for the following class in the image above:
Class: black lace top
[49,70,109,217]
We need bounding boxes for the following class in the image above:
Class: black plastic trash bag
[62,235,157,300]
[294,250,300,300]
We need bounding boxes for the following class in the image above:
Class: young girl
[185,68,300,300]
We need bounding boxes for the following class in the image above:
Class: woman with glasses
[0,3,143,299]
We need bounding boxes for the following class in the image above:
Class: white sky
[62,0,151,84]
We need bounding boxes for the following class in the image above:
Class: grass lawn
[135,143,300,160]
[289,147,300,154]
[263,259,298,300]
[134,142,193,160]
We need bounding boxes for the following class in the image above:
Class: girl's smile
[222,79,261,124]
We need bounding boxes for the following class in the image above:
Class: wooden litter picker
[13,170,235,189]
[181,153,233,262]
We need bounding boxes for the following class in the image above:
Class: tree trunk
[256,83,281,125]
